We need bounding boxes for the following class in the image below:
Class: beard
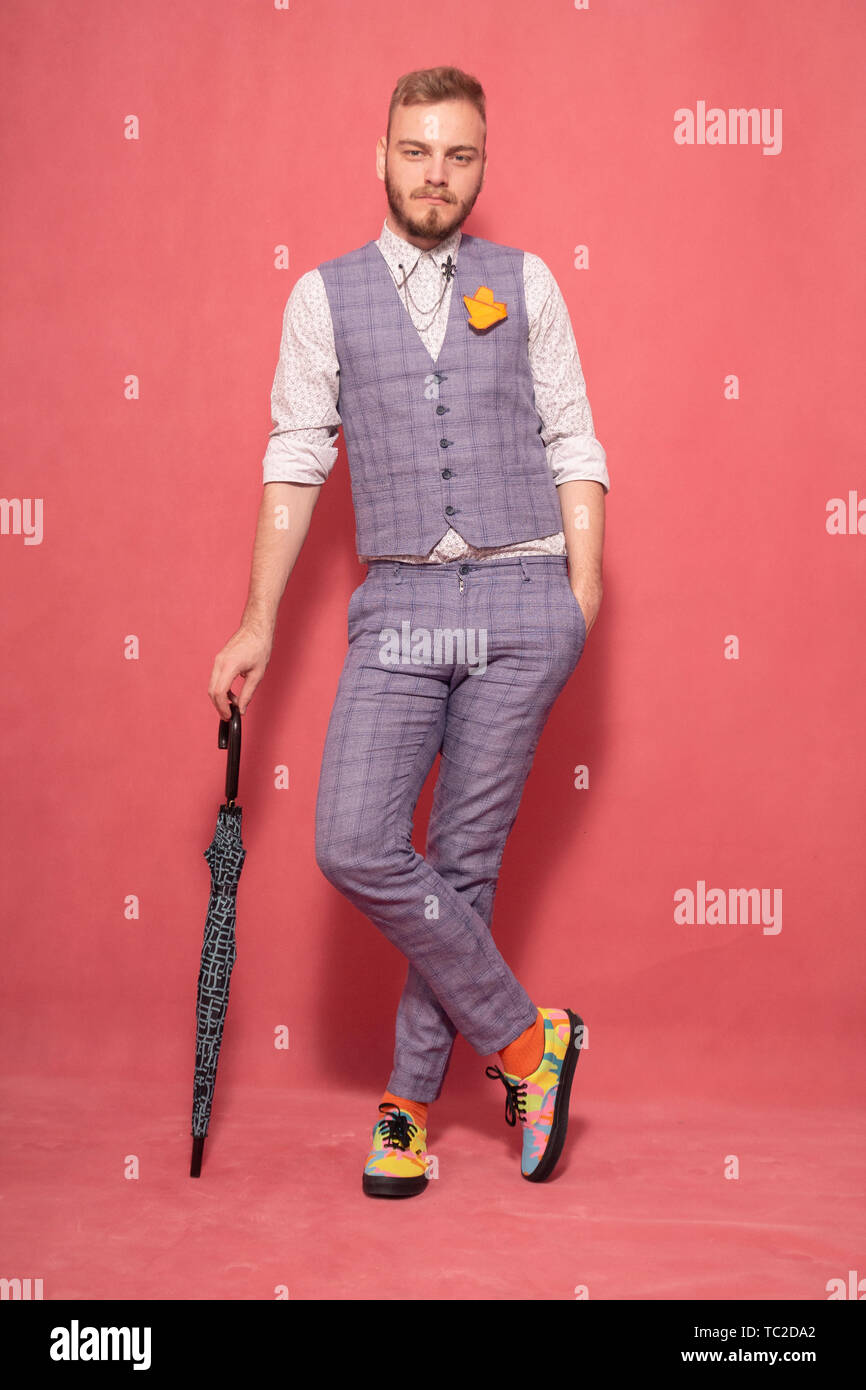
[384,163,482,242]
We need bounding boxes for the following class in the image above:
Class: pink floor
[3,1069,863,1301]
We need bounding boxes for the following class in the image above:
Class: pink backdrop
[2,0,864,1302]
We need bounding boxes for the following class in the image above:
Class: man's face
[376,99,487,248]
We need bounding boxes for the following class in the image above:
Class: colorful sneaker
[485,1007,584,1182]
[362,1102,430,1198]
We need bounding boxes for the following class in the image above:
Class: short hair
[386,66,486,147]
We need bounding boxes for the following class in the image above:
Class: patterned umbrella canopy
[190,695,245,1177]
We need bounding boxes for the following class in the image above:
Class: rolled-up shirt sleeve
[261,269,342,485]
[524,252,610,494]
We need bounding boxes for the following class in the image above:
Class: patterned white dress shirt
[262,218,610,562]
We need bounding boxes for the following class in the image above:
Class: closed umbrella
[190,692,245,1177]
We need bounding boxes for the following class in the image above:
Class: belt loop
[518,556,530,582]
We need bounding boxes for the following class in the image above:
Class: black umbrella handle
[218,691,242,806]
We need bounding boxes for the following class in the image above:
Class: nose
[421,156,448,186]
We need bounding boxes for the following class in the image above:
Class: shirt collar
[376,216,462,281]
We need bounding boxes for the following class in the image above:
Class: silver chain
[392,253,455,323]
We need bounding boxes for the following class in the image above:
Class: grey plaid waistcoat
[317,233,564,557]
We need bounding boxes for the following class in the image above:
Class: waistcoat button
[439,438,451,448]
[445,505,456,515]
[441,469,452,479]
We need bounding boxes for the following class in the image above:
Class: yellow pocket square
[463,285,508,330]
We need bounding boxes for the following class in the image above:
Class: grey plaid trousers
[314,553,586,1102]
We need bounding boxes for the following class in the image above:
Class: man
[208,65,609,1199]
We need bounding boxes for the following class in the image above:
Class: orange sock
[380,1089,428,1132]
[499,1009,545,1078]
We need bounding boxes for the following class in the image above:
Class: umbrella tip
[190,1135,205,1177]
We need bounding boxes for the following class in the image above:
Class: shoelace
[376,1101,418,1150]
[485,1065,527,1126]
